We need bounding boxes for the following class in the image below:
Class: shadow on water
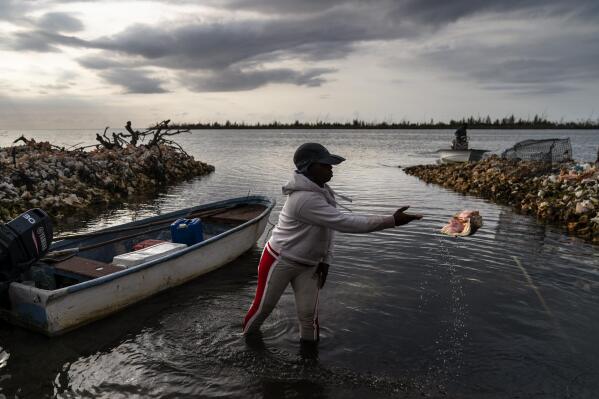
[240,333,416,399]
[51,177,209,235]
[0,249,262,398]
[0,250,419,399]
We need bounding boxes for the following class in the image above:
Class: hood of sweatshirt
[282,172,336,205]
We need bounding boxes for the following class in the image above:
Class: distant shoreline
[3,117,599,131]
[2,127,599,132]
[171,125,599,130]
[171,117,599,130]
[3,127,599,132]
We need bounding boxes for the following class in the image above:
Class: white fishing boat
[436,149,489,164]
[0,195,274,336]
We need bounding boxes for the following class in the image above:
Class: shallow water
[0,129,598,398]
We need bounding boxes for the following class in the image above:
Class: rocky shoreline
[0,140,214,223]
[404,156,599,244]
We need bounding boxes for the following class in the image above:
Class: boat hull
[6,196,274,336]
[436,149,488,164]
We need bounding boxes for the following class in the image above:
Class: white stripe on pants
[244,255,320,341]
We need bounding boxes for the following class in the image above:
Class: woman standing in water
[243,143,423,344]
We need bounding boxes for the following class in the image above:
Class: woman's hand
[394,206,423,226]
[314,262,329,289]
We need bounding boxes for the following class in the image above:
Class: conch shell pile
[441,210,483,236]
[0,139,215,222]
[404,157,599,244]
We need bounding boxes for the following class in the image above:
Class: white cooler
[113,242,188,268]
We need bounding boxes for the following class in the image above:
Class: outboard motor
[0,209,53,285]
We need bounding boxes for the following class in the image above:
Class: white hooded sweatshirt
[268,172,396,266]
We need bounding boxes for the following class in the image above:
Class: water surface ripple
[0,129,598,398]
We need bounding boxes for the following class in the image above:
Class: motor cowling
[0,209,53,281]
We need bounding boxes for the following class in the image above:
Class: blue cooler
[170,218,204,246]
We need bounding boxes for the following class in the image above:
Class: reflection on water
[0,129,598,398]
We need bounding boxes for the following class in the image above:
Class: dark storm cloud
[69,8,386,91]
[0,0,30,20]
[9,0,598,94]
[209,0,352,14]
[45,0,357,14]
[7,30,89,52]
[399,0,599,24]
[79,0,598,69]
[99,69,168,93]
[416,31,599,94]
[37,12,84,33]
[9,31,61,52]
[78,55,130,70]
[90,1,599,93]
[181,67,335,91]
[90,8,393,70]
[214,0,599,21]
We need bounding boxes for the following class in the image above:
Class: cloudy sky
[0,0,598,129]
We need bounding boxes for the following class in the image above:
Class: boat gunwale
[435,149,489,154]
[14,195,275,300]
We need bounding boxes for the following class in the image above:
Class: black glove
[315,262,329,289]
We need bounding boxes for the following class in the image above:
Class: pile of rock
[0,141,214,222]
[404,156,599,244]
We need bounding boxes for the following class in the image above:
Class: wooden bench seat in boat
[54,256,123,279]
[203,204,266,224]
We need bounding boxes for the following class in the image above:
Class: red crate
[132,239,167,251]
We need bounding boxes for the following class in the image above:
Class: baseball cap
[293,143,345,172]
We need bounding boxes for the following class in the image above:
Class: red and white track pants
[243,243,320,341]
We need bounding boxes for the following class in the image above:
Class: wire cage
[501,138,572,163]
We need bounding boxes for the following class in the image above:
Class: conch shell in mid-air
[440,210,483,236]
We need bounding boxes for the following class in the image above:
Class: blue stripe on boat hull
[14,303,48,329]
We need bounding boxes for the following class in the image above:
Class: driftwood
[7,120,191,155]
[92,120,191,156]
[124,121,141,146]
[95,127,127,149]
[13,135,64,151]
[13,135,36,145]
